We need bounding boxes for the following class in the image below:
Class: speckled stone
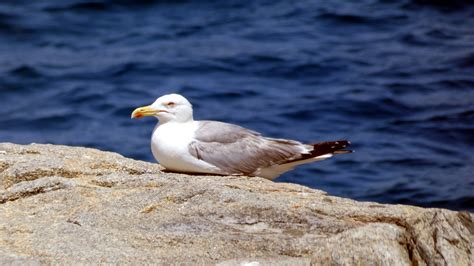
[0,143,472,265]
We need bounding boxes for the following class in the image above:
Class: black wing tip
[335,140,352,151]
[310,140,353,155]
[284,140,353,164]
[332,140,353,154]
[334,140,351,147]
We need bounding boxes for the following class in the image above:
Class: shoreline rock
[0,143,472,265]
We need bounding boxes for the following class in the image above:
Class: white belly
[150,121,220,174]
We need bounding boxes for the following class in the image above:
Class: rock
[0,143,472,265]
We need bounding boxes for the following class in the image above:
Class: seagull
[131,93,351,180]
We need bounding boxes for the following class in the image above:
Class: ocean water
[0,0,473,211]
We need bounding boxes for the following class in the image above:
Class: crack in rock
[1,176,71,203]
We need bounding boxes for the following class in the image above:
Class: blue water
[1,0,473,211]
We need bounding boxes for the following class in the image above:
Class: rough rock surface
[0,143,472,265]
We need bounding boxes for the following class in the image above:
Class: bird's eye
[166,102,175,107]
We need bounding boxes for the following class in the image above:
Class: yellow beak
[131,105,158,119]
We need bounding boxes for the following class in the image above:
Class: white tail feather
[256,154,333,180]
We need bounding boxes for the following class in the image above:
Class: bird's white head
[131,93,194,124]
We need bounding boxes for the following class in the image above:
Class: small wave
[112,106,135,117]
[200,91,258,100]
[317,13,378,25]
[336,98,413,120]
[0,21,34,36]
[251,55,286,64]
[451,52,474,68]
[432,79,474,89]
[425,28,458,40]
[107,62,148,77]
[374,158,438,167]
[418,196,474,210]
[242,61,346,79]
[2,115,74,131]
[415,142,459,156]
[406,0,474,11]
[43,0,171,12]
[8,65,44,78]
[45,2,109,12]
[0,11,18,23]
[399,33,432,46]
[391,109,474,124]
[279,109,316,121]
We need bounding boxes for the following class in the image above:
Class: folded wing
[188,121,308,175]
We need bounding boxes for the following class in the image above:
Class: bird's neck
[158,118,194,126]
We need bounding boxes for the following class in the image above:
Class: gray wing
[188,121,308,175]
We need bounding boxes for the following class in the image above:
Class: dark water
[1,0,473,211]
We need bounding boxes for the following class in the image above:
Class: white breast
[150,121,220,174]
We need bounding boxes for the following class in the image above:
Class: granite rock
[0,143,472,265]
